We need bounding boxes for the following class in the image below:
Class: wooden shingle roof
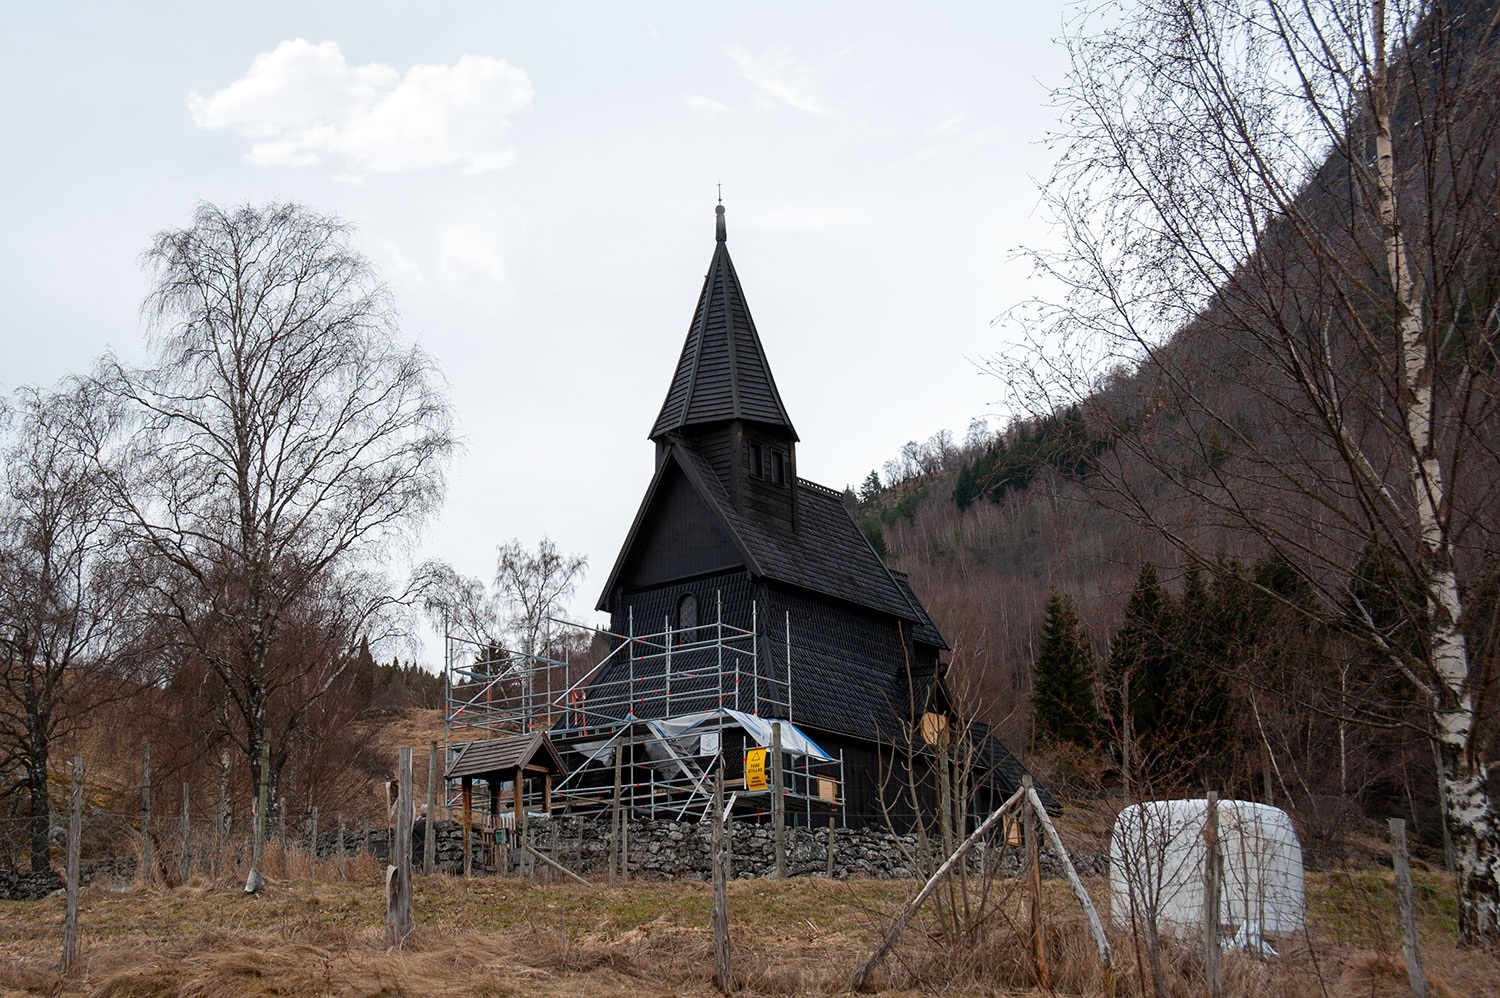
[444,733,568,781]
[598,440,948,651]
[649,205,797,440]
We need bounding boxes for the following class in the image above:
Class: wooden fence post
[713,768,732,993]
[609,744,622,885]
[771,722,785,878]
[140,742,152,887]
[336,813,346,880]
[621,748,631,881]
[1390,818,1427,998]
[424,741,438,875]
[827,814,836,879]
[386,747,414,946]
[309,807,319,876]
[61,756,83,973]
[1204,791,1222,998]
[1024,776,1051,990]
[461,779,473,878]
[179,781,191,884]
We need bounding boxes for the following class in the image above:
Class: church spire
[649,205,797,441]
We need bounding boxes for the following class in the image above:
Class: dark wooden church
[592,205,1027,827]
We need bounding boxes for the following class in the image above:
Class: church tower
[649,204,799,531]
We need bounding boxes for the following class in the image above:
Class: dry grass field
[0,854,1497,997]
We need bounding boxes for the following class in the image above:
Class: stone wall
[352,815,1107,882]
[4,814,1105,896]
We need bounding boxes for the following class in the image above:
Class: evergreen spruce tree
[1168,565,1231,778]
[1032,587,1098,747]
[1105,563,1178,773]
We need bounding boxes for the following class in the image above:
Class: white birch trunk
[1373,0,1499,945]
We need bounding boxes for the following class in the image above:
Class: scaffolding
[443,594,845,827]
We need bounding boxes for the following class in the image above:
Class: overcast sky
[2,1,1074,658]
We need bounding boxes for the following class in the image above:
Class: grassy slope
[0,867,1494,997]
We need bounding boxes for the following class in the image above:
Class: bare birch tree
[95,202,456,890]
[0,386,130,872]
[495,536,587,659]
[1007,0,1500,943]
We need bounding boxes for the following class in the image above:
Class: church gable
[603,454,746,602]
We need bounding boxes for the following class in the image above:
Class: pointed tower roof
[649,205,798,440]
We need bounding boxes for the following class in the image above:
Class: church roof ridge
[649,205,798,440]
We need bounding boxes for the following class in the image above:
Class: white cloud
[372,239,425,287]
[685,95,731,116]
[437,224,507,287]
[189,39,534,176]
[725,43,829,117]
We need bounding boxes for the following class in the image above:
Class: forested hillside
[852,1,1500,911]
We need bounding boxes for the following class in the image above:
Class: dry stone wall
[346,816,1106,882]
[6,813,1105,896]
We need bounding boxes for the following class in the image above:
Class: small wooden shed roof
[445,732,568,782]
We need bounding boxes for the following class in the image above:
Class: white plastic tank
[1110,799,1305,939]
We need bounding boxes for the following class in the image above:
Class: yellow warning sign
[745,748,768,791]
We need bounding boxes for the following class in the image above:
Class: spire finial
[715,202,726,242]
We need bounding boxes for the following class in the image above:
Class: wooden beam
[461,777,473,878]
[520,842,589,885]
[851,784,1027,991]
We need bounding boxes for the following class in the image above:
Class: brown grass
[0,869,1495,997]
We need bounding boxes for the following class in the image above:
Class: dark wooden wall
[617,466,743,592]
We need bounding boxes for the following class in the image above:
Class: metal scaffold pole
[439,592,840,826]
[751,601,759,715]
[785,612,793,725]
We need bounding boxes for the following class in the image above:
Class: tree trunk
[27,736,51,873]
[1371,0,1500,946]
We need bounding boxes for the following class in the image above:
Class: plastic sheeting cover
[1109,799,1305,936]
[646,709,833,761]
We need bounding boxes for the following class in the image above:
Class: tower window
[750,442,764,478]
[677,592,699,631]
[771,451,786,485]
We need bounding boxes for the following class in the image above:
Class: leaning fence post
[1204,791,1222,998]
[771,721,785,878]
[386,747,414,946]
[61,756,83,973]
[850,784,1027,991]
[1024,781,1113,969]
[1390,818,1427,998]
